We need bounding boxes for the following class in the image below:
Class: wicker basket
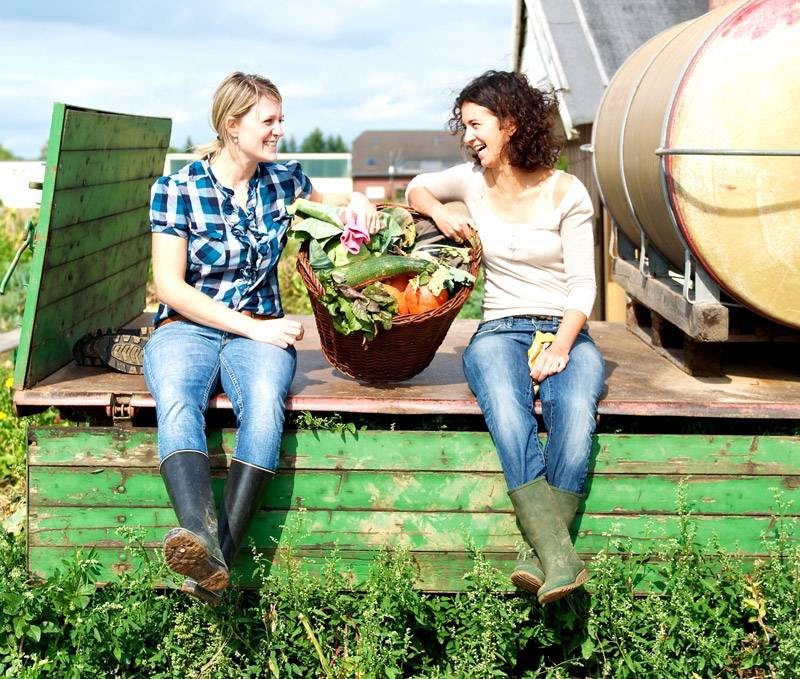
[295,216,482,383]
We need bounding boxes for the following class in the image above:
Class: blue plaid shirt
[149,159,312,325]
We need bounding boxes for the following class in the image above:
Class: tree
[279,135,298,153]
[325,134,348,152]
[300,128,326,153]
[183,136,194,153]
[0,143,20,161]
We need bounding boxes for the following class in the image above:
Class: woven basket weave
[295,217,482,383]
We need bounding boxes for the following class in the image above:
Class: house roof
[351,130,465,177]
[514,0,708,137]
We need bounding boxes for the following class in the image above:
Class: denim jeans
[462,316,605,494]
[143,320,296,470]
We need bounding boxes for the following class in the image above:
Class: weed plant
[1,489,799,677]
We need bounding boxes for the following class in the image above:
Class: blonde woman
[145,72,378,602]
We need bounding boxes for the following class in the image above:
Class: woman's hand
[245,318,304,348]
[530,344,570,383]
[431,204,475,244]
[344,193,382,235]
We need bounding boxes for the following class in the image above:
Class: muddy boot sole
[163,528,229,592]
[73,327,150,374]
[537,568,589,604]
[510,569,544,593]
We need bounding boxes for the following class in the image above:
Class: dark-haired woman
[407,70,604,604]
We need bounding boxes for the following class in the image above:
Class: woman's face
[460,101,515,169]
[228,95,284,163]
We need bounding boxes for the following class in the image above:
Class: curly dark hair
[448,70,563,171]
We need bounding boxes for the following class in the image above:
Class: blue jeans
[462,316,605,494]
[143,321,296,470]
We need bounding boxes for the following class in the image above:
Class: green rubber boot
[509,485,584,593]
[508,477,588,604]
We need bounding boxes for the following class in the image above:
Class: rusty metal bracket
[108,394,135,425]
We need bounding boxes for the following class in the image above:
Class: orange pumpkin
[404,280,449,314]
[382,282,409,315]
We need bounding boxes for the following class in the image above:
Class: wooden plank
[612,255,729,341]
[59,108,171,152]
[28,506,796,556]
[45,208,149,268]
[28,466,800,515]
[55,149,166,190]
[27,546,519,592]
[0,329,20,353]
[37,235,150,308]
[49,178,154,230]
[28,429,800,477]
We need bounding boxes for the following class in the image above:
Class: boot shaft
[219,460,274,566]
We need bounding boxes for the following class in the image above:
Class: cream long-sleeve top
[406,163,597,321]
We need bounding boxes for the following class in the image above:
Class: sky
[0,0,514,159]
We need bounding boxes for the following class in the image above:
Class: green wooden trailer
[11,105,800,591]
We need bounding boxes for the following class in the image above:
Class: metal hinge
[108,394,135,425]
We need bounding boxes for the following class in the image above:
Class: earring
[233,136,238,144]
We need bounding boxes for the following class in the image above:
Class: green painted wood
[13,103,66,389]
[37,236,150,308]
[49,178,155,230]
[28,506,796,556]
[14,105,170,389]
[59,108,171,151]
[55,149,168,190]
[28,546,520,592]
[28,467,800,516]
[45,209,149,268]
[28,428,800,477]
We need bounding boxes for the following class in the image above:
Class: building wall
[352,176,412,204]
[0,162,45,208]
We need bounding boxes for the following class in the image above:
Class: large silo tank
[593,0,800,329]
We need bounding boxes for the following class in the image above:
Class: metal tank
[593,0,800,329]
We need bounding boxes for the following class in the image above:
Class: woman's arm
[406,166,475,243]
[152,233,303,348]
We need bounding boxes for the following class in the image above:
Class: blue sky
[0,0,514,158]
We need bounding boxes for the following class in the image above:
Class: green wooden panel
[49,178,155,230]
[56,149,168,189]
[45,209,149,268]
[14,104,170,389]
[28,546,519,592]
[28,467,800,516]
[37,236,150,307]
[28,506,797,556]
[59,108,171,151]
[28,429,800,477]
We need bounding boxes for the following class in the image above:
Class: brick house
[351,130,465,204]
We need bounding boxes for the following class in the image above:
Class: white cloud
[0,2,513,158]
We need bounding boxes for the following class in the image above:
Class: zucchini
[327,256,433,289]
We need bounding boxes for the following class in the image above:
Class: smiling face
[460,101,516,170]
[227,95,284,163]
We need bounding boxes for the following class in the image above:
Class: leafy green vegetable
[290,217,342,242]
[319,281,396,341]
[290,198,344,227]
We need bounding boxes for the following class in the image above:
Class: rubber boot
[509,485,583,592]
[160,451,229,594]
[181,460,273,603]
[508,477,588,604]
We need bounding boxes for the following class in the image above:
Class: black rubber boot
[160,451,229,594]
[181,459,273,603]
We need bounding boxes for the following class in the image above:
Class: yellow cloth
[528,331,556,394]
